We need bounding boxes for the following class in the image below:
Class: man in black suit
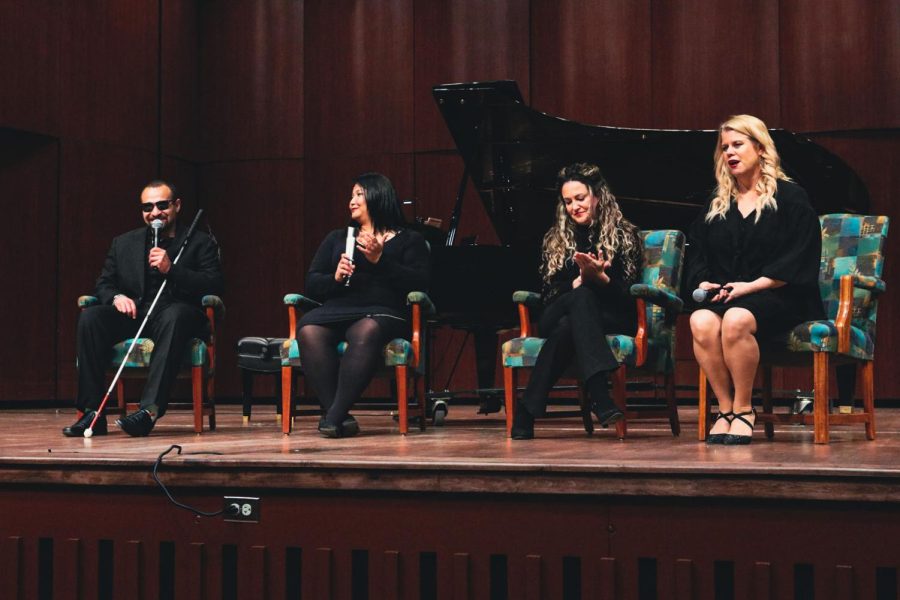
[63,180,224,437]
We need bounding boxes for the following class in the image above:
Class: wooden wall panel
[198,160,304,397]
[530,0,652,128]
[59,1,159,151]
[0,0,60,136]
[651,0,781,129]
[199,0,304,161]
[780,0,900,131]
[55,141,158,401]
[162,0,201,161]
[304,0,414,157]
[0,133,58,400]
[413,0,531,151]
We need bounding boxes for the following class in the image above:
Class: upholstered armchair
[76,294,224,433]
[501,230,685,437]
[279,291,435,435]
[698,214,889,444]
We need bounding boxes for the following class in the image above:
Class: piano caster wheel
[432,400,448,426]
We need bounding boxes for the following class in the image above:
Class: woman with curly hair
[511,163,644,440]
[687,115,823,445]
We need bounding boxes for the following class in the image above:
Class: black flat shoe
[318,415,360,439]
[723,409,756,445]
[706,411,734,444]
[510,403,535,440]
[591,403,624,428]
[116,409,155,437]
[62,411,108,437]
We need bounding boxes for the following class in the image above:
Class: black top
[94,223,224,310]
[542,226,639,319]
[685,179,824,321]
[300,228,430,325]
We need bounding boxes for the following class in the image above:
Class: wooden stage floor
[3,405,900,502]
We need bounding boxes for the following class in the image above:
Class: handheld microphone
[692,286,732,303]
[151,219,163,248]
[344,226,355,287]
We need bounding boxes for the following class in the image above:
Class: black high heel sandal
[706,411,734,444]
[723,409,756,445]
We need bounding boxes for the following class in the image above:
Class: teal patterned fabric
[502,230,685,373]
[111,338,208,368]
[785,214,889,360]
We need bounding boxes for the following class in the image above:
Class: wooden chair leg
[274,373,283,422]
[503,367,516,437]
[698,369,708,441]
[396,365,408,435]
[665,372,680,436]
[416,375,426,432]
[862,360,876,440]
[813,353,830,444]
[241,369,254,425]
[191,366,203,434]
[578,385,593,435]
[207,372,216,431]
[281,366,293,434]
[612,366,627,439]
[116,379,127,417]
[762,365,774,440]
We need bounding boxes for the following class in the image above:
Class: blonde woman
[511,163,643,440]
[687,115,823,445]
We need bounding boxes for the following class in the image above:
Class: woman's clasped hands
[572,250,611,288]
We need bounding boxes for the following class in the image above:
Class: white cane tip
[84,428,93,438]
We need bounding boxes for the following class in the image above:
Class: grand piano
[425,80,869,404]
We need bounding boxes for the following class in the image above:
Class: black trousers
[76,302,208,417]
[521,286,634,416]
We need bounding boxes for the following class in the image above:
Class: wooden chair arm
[633,298,648,367]
[512,290,541,338]
[283,293,322,340]
[835,274,854,354]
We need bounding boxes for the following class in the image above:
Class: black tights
[298,318,393,426]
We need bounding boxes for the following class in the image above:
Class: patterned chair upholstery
[279,291,435,435]
[501,230,685,437]
[698,214,889,444]
[77,294,224,433]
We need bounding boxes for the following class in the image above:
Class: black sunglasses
[141,200,172,213]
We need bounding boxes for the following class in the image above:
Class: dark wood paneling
[304,0,414,157]
[199,0,304,161]
[162,0,201,161]
[199,159,304,399]
[160,157,199,216]
[413,0,531,151]
[0,0,60,136]
[55,141,158,401]
[530,0,652,128]
[780,0,900,131]
[59,1,159,150]
[651,0,781,129]
[0,133,58,400]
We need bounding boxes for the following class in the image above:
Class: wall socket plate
[223,496,260,523]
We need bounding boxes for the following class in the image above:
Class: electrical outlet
[223,496,260,523]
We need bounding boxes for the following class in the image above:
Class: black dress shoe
[706,411,734,444]
[62,411,108,437]
[317,415,360,439]
[116,409,155,437]
[510,403,535,440]
[723,409,756,445]
[591,403,624,428]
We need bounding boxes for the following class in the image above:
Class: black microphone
[344,226,355,287]
[692,286,732,303]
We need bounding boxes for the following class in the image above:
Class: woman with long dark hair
[298,172,429,438]
[511,163,643,440]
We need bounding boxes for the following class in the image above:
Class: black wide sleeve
[371,231,430,295]
[685,207,714,292]
[167,231,225,299]
[305,229,345,301]
[94,237,124,305]
[760,186,821,286]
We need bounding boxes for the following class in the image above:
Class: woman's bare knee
[690,310,721,346]
[721,309,757,344]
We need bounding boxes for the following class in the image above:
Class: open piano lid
[433,80,869,246]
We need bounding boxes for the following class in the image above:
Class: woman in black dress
[687,115,823,445]
[511,163,644,440]
[298,173,430,438]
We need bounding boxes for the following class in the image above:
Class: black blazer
[94,223,224,308]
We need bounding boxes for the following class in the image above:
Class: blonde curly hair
[542,163,642,286]
[707,114,789,223]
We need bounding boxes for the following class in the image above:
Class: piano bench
[236,336,288,425]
